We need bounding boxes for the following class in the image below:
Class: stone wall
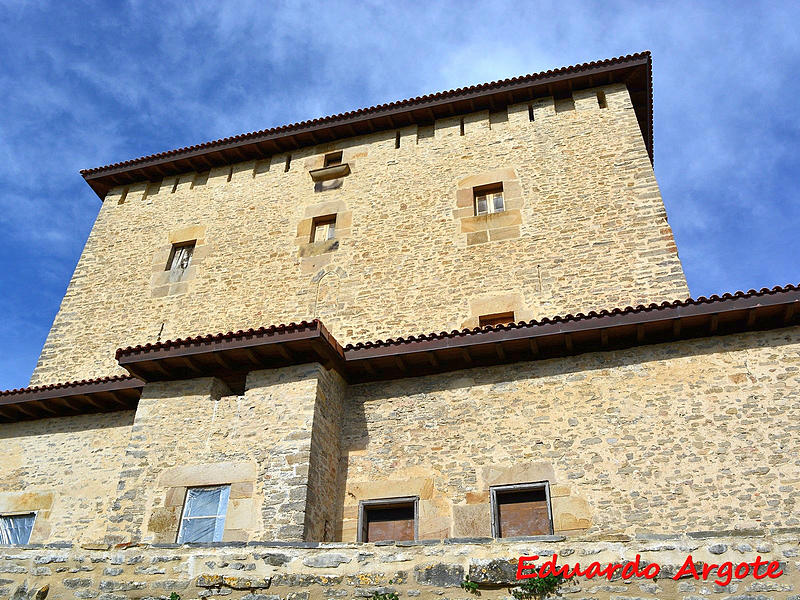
[340,326,800,541]
[304,365,348,542]
[1,533,799,599]
[31,82,687,386]
[0,411,134,545]
[104,364,346,545]
[5,327,800,548]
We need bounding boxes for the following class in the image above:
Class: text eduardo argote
[517,553,784,587]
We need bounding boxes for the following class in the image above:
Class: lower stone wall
[2,531,799,599]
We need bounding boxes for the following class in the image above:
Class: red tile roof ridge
[81,52,650,176]
[114,319,321,359]
[0,374,139,397]
[342,284,800,350]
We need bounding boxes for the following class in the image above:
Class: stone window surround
[341,477,447,542]
[147,461,256,543]
[461,293,534,329]
[455,168,524,245]
[150,225,209,298]
[466,462,591,537]
[295,199,352,274]
[345,465,591,542]
[0,491,53,545]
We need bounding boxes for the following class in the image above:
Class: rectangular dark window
[474,183,504,216]
[165,241,196,282]
[324,151,343,167]
[0,513,35,545]
[479,312,515,327]
[491,482,553,538]
[358,497,418,542]
[311,215,336,243]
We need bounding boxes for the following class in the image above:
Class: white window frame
[474,184,505,216]
[176,485,230,544]
[0,512,36,546]
[311,215,337,243]
[490,481,553,538]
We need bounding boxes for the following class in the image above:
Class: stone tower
[31,52,686,386]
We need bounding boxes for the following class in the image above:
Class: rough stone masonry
[2,53,799,599]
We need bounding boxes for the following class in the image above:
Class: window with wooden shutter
[311,215,337,243]
[165,241,195,282]
[358,497,418,542]
[490,482,553,538]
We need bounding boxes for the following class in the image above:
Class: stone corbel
[309,163,351,182]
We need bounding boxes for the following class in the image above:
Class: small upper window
[479,312,515,327]
[358,497,418,542]
[324,151,343,167]
[0,513,36,545]
[166,241,195,282]
[490,482,552,538]
[474,183,504,216]
[311,215,337,243]
[177,485,230,543]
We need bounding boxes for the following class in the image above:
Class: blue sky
[1,1,799,389]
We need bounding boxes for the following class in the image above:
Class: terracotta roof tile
[114,319,323,359]
[0,374,139,398]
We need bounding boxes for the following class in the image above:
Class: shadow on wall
[333,326,800,540]
[343,326,797,405]
[0,410,135,440]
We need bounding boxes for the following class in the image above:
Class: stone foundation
[2,531,800,599]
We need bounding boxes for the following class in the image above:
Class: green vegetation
[510,574,564,599]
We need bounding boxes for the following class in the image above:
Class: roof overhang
[115,320,346,389]
[4,286,798,423]
[113,286,799,386]
[343,287,800,382]
[80,52,653,199]
[0,376,143,423]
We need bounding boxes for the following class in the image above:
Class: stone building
[1,52,799,599]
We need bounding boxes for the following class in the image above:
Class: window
[479,312,516,327]
[311,215,337,243]
[474,183,504,215]
[324,151,343,167]
[490,482,553,538]
[358,496,418,542]
[165,241,195,282]
[0,513,35,545]
[177,485,230,543]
